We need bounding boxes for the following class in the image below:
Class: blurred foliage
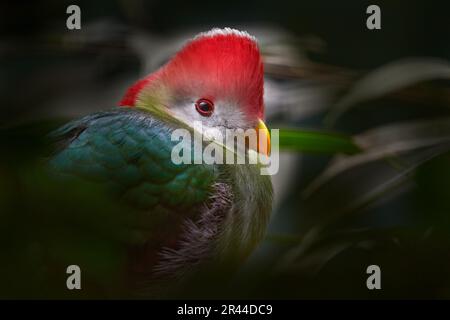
[242,57,450,299]
[279,128,360,154]
[1,0,450,299]
[0,122,136,298]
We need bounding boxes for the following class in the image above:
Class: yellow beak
[256,119,271,156]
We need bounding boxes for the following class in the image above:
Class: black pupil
[199,101,211,111]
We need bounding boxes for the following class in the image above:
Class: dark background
[1,0,450,299]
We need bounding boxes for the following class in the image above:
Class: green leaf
[279,128,361,155]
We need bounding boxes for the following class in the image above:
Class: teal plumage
[50,108,215,213]
[49,106,272,296]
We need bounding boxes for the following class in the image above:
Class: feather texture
[49,107,272,293]
[120,28,265,119]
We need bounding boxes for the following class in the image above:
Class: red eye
[195,98,214,117]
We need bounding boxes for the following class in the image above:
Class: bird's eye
[195,98,214,117]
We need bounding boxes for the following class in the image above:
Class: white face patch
[169,98,254,141]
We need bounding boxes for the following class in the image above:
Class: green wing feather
[50,108,217,216]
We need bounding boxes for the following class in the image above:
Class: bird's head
[120,28,270,155]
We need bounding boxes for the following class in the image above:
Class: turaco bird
[49,28,273,297]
